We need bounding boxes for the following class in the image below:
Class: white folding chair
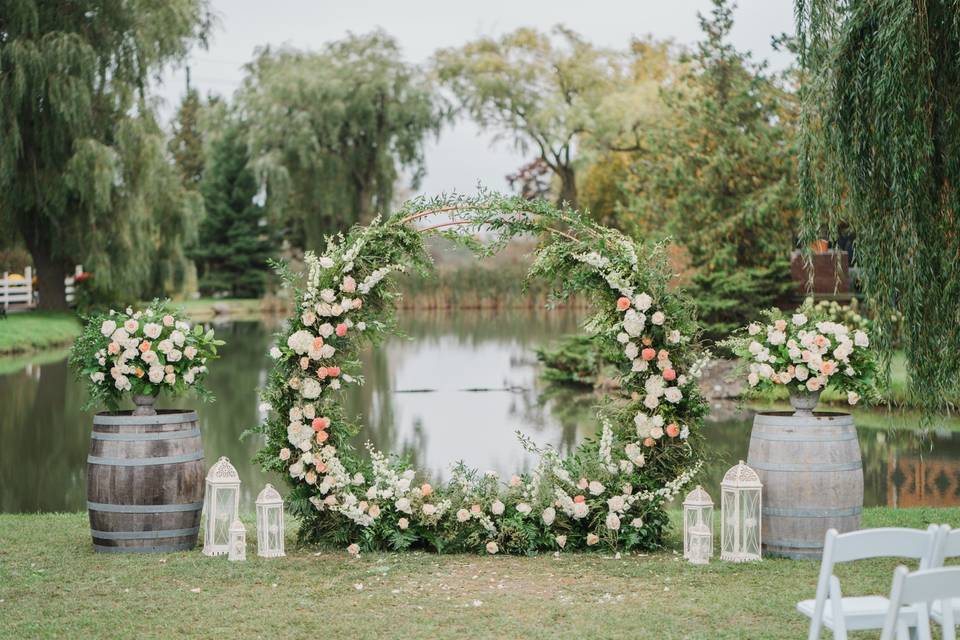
[798,525,941,640]
[880,565,960,640]
[929,526,960,629]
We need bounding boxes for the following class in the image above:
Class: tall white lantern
[721,460,763,562]
[256,484,285,558]
[228,519,246,562]
[683,485,714,561]
[203,456,241,556]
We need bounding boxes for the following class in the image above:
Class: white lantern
[688,522,712,565]
[683,485,714,561]
[203,456,241,556]
[721,460,763,562]
[256,484,285,558]
[228,519,246,562]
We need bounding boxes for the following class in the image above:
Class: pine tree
[169,77,205,187]
[193,115,276,298]
[0,0,211,308]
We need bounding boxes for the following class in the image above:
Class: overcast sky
[155,0,795,197]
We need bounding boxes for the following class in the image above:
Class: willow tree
[0,0,211,308]
[796,0,960,413]
[239,31,444,250]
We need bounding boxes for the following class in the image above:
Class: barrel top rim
[755,411,851,418]
[93,409,199,426]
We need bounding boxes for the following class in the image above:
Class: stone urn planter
[746,391,863,559]
[87,395,205,553]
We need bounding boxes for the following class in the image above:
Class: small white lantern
[721,460,763,562]
[256,484,285,558]
[203,456,241,556]
[683,485,714,560]
[228,519,246,562]
[688,522,712,565]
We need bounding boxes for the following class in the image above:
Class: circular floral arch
[254,192,708,554]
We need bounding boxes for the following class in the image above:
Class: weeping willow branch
[796,0,960,416]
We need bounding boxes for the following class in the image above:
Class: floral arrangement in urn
[723,301,879,414]
[69,299,224,413]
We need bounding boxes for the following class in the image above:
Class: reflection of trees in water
[863,428,960,508]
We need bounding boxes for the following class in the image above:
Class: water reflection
[1,312,959,513]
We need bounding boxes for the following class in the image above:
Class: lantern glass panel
[268,510,281,548]
[214,488,236,545]
[741,489,761,558]
[721,489,736,554]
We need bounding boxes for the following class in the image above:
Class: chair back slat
[943,529,960,559]
[881,566,960,640]
[831,527,938,564]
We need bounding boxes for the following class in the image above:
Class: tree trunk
[25,235,68,311]
[557,166,578,210]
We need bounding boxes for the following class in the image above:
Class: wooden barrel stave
[747,411,863,560]
[87,410,204,553]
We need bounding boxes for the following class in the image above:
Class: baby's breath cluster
[254,192,708,555]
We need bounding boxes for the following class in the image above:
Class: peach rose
[641,337,653,346]
[641,348,656,361]
[820,361,837,375]
[279,448,291,461]
[368,504,381,518]
[315,462,327,473]
[774,319,787,331]
[616,297,631,311]
[573,495,586,504]
[326,366,341,378]
[335,323,348,337]
[341,276,356,293]
[312,417,330,431]
[107,342,120,355]
[139,341,151,352]
[471,504,482,513]
[666,423,680,438]
[312,336,325,351]
[316,368,328,380]
[135,367,145,378]
[643,437,656,447]
[421,483,433,497]
[315,430,329,444]
[662,368,677,381]
[657,349,669,361]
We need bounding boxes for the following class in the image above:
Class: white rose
[542,507,556,526]
[847,391,860,405]
[854,330,869,347]
[622,310,645,337]
[491,500,505,515]
[588,480,605,496]
[167,349,182,362]
[795,365,809,381]
[668,330,680,344]
[792,313,808,326]
[748,340,763,355]
[287,330,314,355]
[184,346,197,360]
[90,371,105,383]
[269,347,282,359]
[572,502,589,519]
[616,332,630,344]
[747,372,760,386]
[633,292,652,311]
[456,508,470,522]
[607,495,625,512]
[100,320,117,337]
[643,394,659,409]
[143,323,162,339]
[114,375,131,391]
[651,311,665,325]
[649,425,664,439]
[148,367,164,383]
[164,372,175,385]
[631,517,644,528]
[320,289,336,303]
[170,330,185,347]
[319,256,334,268]
[516,502,532,515]
[421,503,437,516]
[748,323,761,336]
[318,323,334,338]
[123,319,138,333]
[606,512,621,531]
[664,387,683,403]
[395,497,412,514]
[301,378,322,399]
[398,517,409,530]
[767,330,786,346]
[485,541,499,555]
[624,343,639,360]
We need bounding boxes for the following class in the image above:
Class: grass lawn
[0,311,80,355]
[1,508,957,639]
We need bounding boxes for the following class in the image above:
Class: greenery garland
[253,192,708,554]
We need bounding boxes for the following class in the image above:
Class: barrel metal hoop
[750,432,858,443]
[91,428,201,442]
[93,411,198,426]
[93,542,196,554]
[91,526,199,541]
[763,506,863,518]
[87,501,203,514]
[87,451,205,466]
[750,460,862,472]
[763,538,826,549]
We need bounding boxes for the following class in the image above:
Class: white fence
[1,265,83,309]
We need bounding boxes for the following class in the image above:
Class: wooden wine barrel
[747,411,863,560]
[87,410,205,553]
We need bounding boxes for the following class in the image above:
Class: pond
[2,311,959,513]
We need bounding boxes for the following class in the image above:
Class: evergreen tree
[797,0,960,414]
[0,0,211,308]
[623,0,799,272]
[193,114,276,298]
[169,80,205,187]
